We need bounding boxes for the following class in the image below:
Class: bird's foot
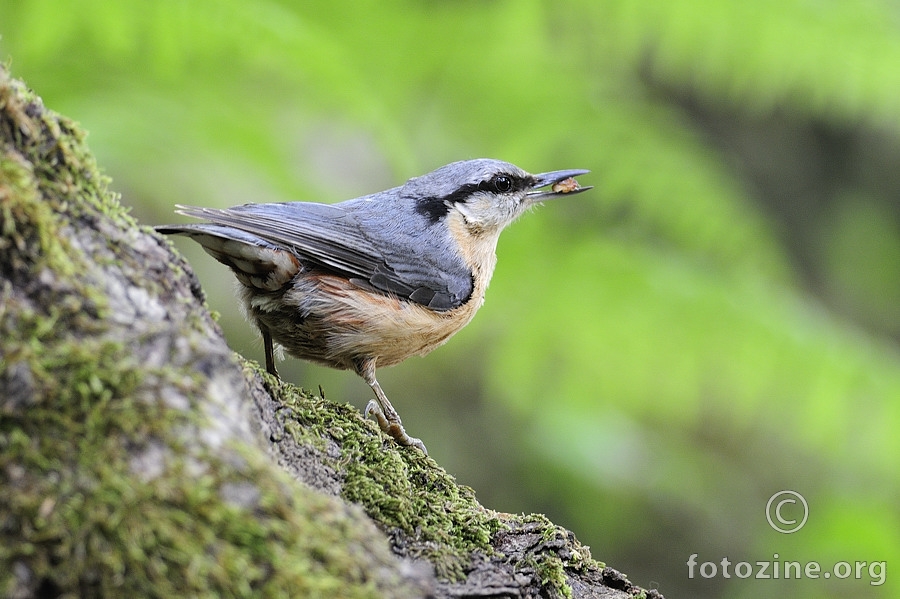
[365,400,428,454]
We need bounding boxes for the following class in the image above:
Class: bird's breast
[246,210,503,370]
[256,264,491,369]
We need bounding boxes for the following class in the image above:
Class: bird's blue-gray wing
[158,201,472,311]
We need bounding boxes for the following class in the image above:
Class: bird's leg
[355,357,427,454]
[262,327,280,378]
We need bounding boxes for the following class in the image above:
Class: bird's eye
[492,175,512,193]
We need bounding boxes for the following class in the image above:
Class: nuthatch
[157,159,590,453]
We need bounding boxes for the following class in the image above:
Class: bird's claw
[365,400,428,454]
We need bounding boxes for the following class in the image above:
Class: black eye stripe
[477,173,530,195]
[414,173,534,223]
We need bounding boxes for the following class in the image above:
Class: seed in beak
[551,177,580,194]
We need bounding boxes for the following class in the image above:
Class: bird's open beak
[527,169,592,200]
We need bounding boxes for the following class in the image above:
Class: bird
[156,158,591,454]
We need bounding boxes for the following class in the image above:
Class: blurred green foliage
[2,1,899,597]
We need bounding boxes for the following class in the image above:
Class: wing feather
[168,201,472,311]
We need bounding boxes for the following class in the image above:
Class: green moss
[1,65,415,598]
[1,329,399,597]
[1,62,630,597]
[0,68,132,226]
[0,143,76,279]
[0,66,124,325]
[520,523,575,597]
[2,401,397,597]
[533,557,571,599]
[260,366,507,580]
[517,513,606,598]
[251,364,609,594]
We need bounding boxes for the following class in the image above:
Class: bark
[0,65,664,599]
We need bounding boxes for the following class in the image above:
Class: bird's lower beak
[527,169,592,200]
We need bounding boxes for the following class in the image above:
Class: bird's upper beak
[526,169,592,200]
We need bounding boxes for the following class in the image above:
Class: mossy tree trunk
[0,65,662,599]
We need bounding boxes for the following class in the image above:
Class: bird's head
[405,158,591,238]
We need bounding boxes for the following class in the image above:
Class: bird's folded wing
[165,203,472,311]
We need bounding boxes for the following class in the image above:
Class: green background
[2,1,898,596]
